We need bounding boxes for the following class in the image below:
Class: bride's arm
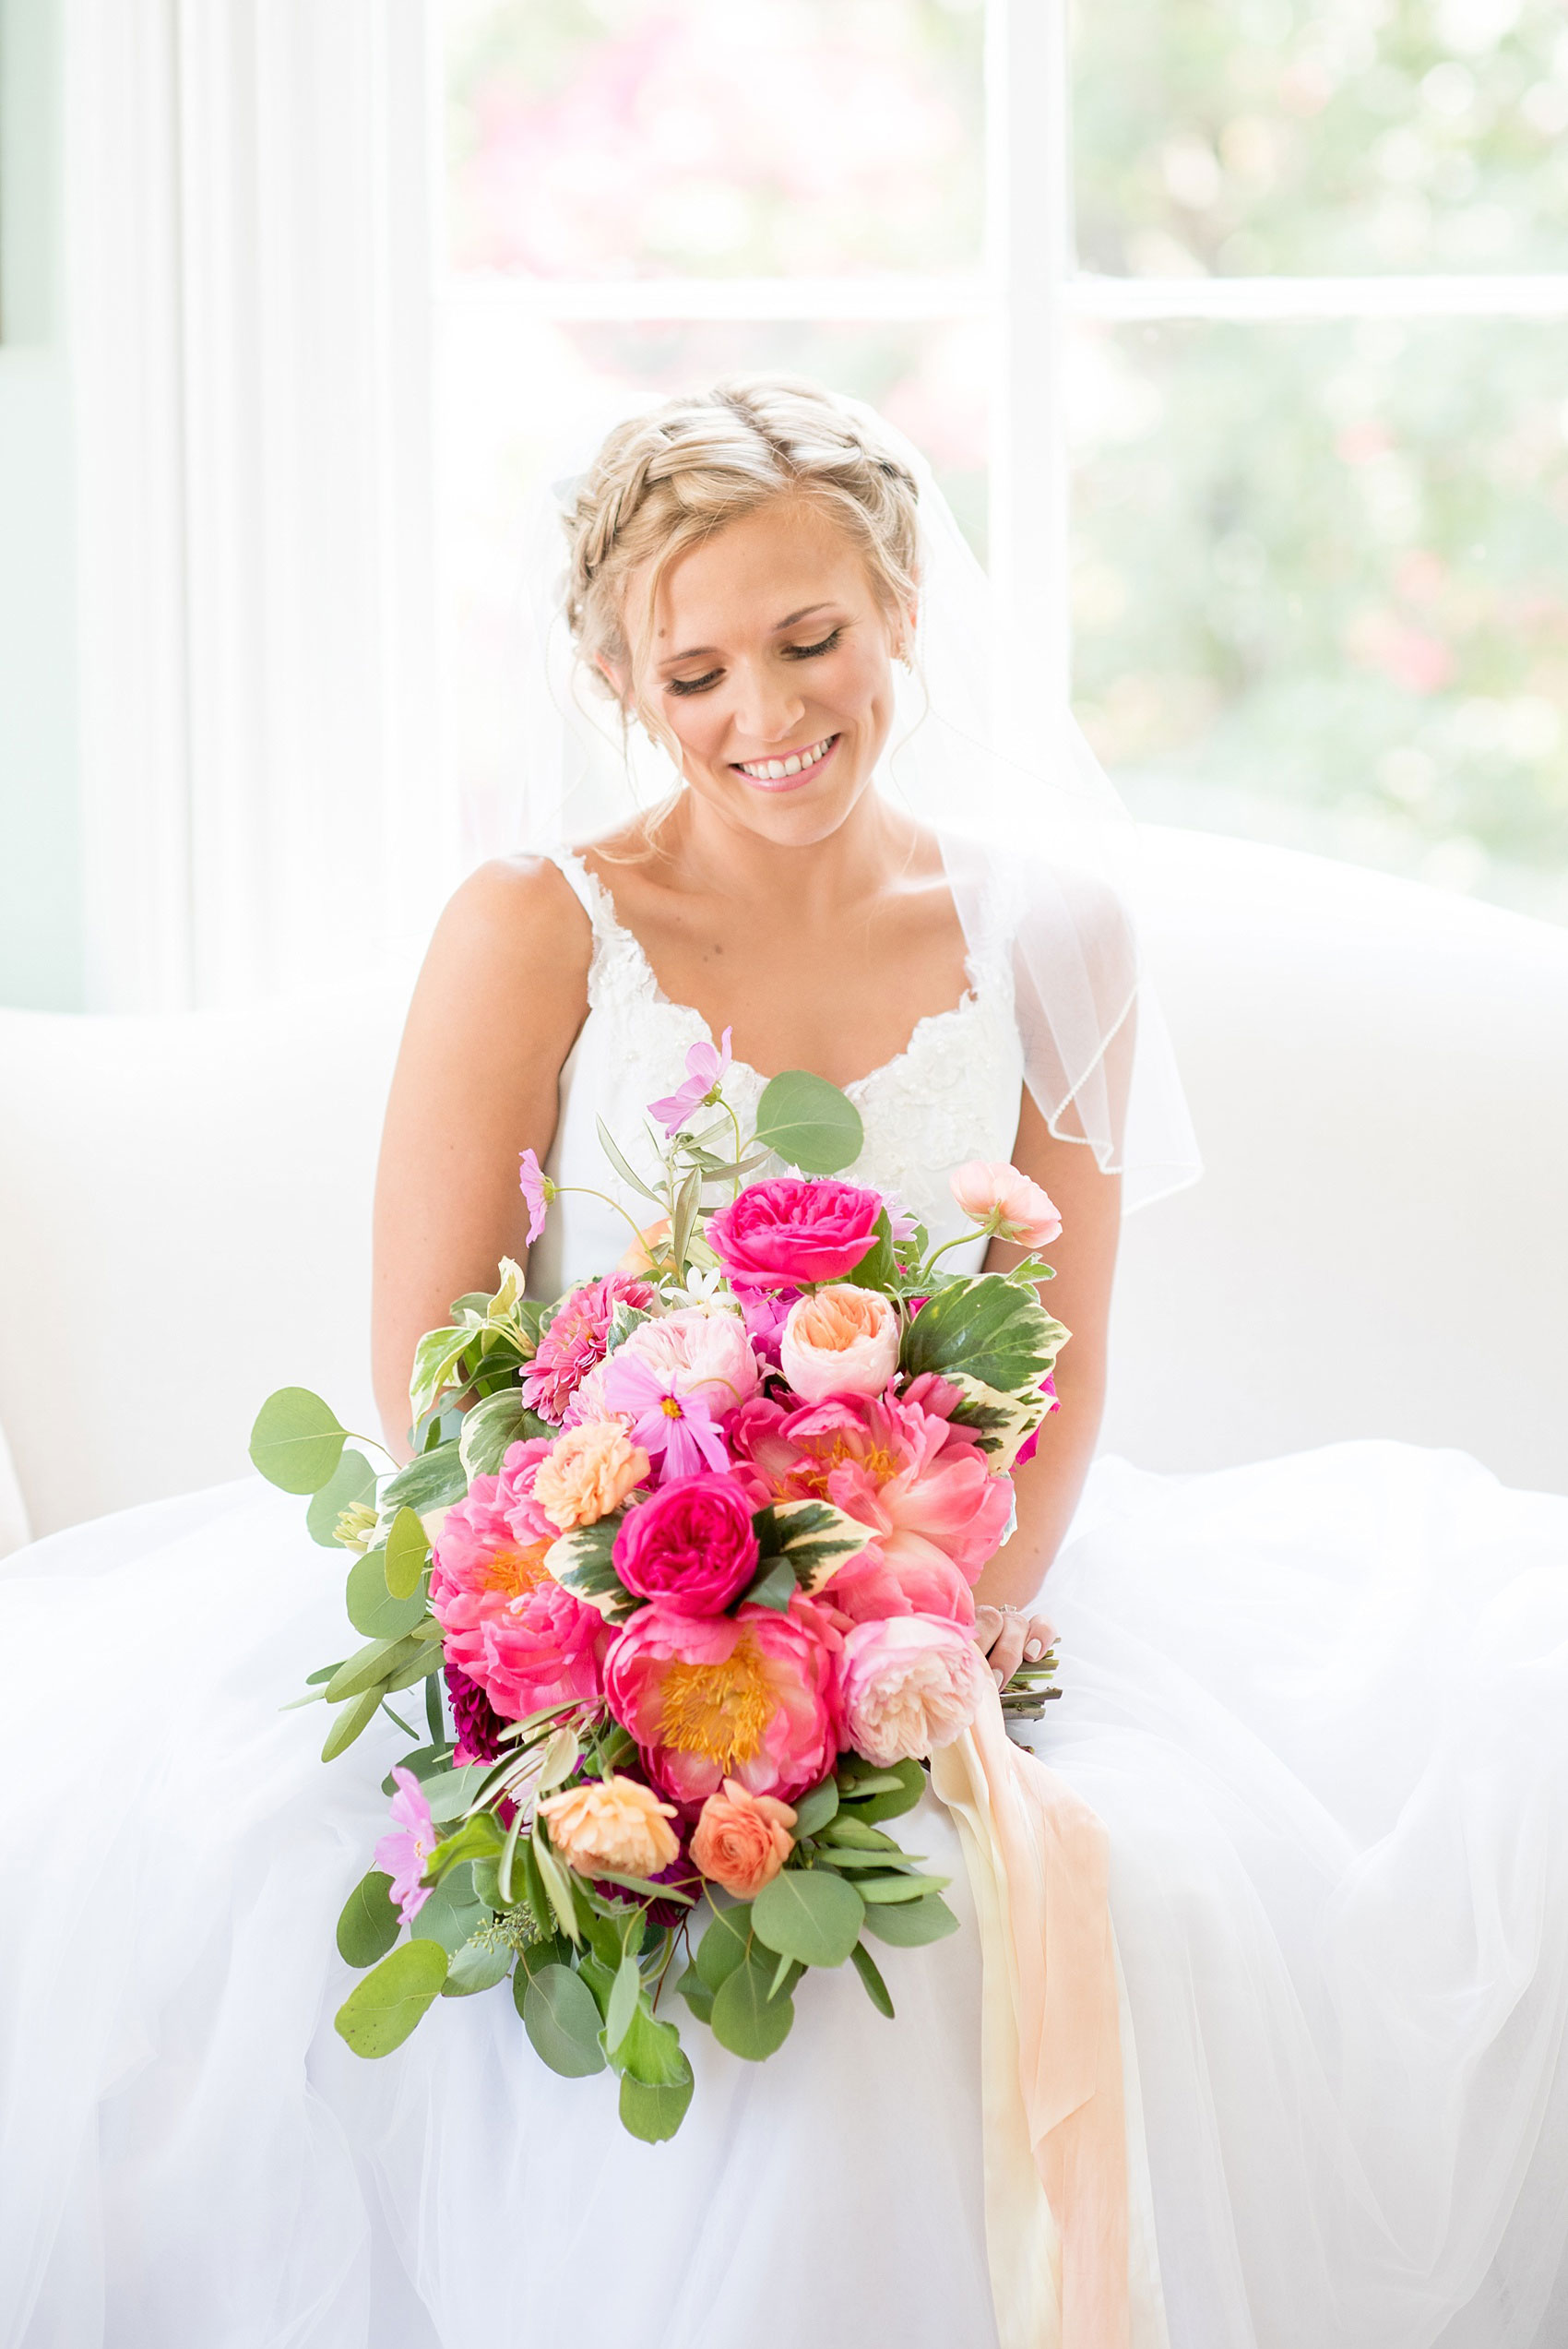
[371,858,591,1459]
[971,1084,1122,1669]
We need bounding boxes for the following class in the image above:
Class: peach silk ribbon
[932,1692,1169,2349]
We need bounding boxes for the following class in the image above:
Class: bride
[5,375,1568,2349]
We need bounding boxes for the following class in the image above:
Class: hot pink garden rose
[779,1283,900,1404]
[728,1389,1013,1589]
[949,1160,1063,1250]
[430,1441,608,1722]
[707,1177,884,1290]
[837,1613,991,1764]
[612,1473,760,1613]
[522,1273,655,1424]
[604,1596,839,1811]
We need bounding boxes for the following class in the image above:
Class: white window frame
[442,0,1568,755]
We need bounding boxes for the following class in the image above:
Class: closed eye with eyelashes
[665,625,846,698]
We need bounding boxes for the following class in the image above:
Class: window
[442,0,1568,919]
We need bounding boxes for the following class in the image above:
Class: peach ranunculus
[691,1778,797,1897]
[948,1161,1063,1249]
[531,1419,650,1532]
[779,1284,901,1405]
[837,1613,991,1764]
[536,1774,681,1878]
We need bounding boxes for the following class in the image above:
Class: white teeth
[738,735,832,780]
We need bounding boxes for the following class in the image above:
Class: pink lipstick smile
[730,733,840,793]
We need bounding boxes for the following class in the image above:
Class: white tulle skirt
[4,1438,1566,2349]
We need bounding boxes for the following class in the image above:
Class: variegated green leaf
[940,1369,1055,1473]
[900,1275,1068,1397]
[458,1389,550,1479]
[542,1520,638,1622]
[752,1497,871,1594]
[408,1324,477,1424]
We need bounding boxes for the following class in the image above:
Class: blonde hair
[562,375,921,733]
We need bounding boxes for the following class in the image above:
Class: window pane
[443,308,987,848]
[1070,317,1568,918]
[1073,0,1568,275]
[445,0,985,280]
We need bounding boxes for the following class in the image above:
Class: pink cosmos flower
[837,1614,990,1765]
[949,1160,1062,1250]
[604,1596,840,1812]
[518,1148,553,1246]
[522,1273,656,1423]
[648,1026,733,1135]
[728,1389,1013,1587]
[707,1176,884,1290]
[599,1308,760,1481]
[429,1443,608,1721]
[374,1767,438,1923]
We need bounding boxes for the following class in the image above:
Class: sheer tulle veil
[505,385,1202,1214]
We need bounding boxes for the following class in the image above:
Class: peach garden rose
[532,1419,650,1532]
[778,1283,901,1405]
[536,1775,681,1878]
[691,1779,797,1897]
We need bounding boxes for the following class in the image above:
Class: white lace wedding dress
[4,845,1567,2349]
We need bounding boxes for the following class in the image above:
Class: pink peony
[604,1597,840,1811]
[837,1614,991,1764]
[430,1447,607,1722]
[373,1767,438,1923]
[691,1779,796,1897]
[612,1473,759,1613]
[707,1177,884,1290]
[779,1283,901,1404]
[949,1160,1063,1250]
[816,1544,976,1632]
[727,1389,1013,1589]
[522,1273,655,1424]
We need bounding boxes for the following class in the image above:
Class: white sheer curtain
[65,0,451,1012]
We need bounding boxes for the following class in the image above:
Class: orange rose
[532,1420,649,1532]
[691,1777,798,1897]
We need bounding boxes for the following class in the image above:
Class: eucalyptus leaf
[306,1449,378,1547]
[849,1939,896,2018]
[752,1070,864,1177]
[512,1933,572,2000]
[422,1765,493,1824]
[787,1777,839,1841]
[822,1815,901,1851]
[694,1902,753,1994]
[383,1649,443,1694]
[604,1953,641,2057]
[442,1933,513,1997]
[860,1891,961,1948]
[616,2000,687,2088]
[345,1548,426,1641]
[675,1962,714,2025]
[838,1756,927,1825]
[619,2055,695,2142]
[249,1388,347,1494]
[334,1939,448,2057]
[709,1956,795,2060]
[335,1870,400,1969]
[751,1869,865,1968]
[411,1862,490,1956]
[384,1508,432,1602]
[325,1632,424,1705]
[522,1963,606,2078]
[321,1688,381,1762]
[533,1831,584,1944]
[856,1873,951,1905]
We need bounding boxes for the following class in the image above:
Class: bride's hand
[973,1604,1057,1688]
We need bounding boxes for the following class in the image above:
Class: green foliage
[381,1442,467,1520]
[709,1953,796,2060]
[522,1963,607,2077]
[543,1520,637,1621]
[752,1498,870,1595]
[738,1556,797,1613]
[789,1776,840,1840]
[845,1206,898,1292]
[857,1872,951,1906]
[694,1902,753,1993]
[675,1961,715,2025]
[850,1939,896,2019]
[900,1276,1065,1399]
[384,1508,432,1601]
[458,1389,548,1479]
[860,1892,960,1949]
[325,1632,425,1705]
[837,1755,926,1825]
[614,2000,687,2088]
[751,1869,865,1969]
[249,1389,346,1494]
[345,1549,426,1640]
[442,1932,514,1997]
[305,1448,378,1547]
[411,1862,492,1957]
[321,1687,381,1762]
[619,2057,695,2142]
[336,1870,401,1969]
[334,1939,449,2057]
[752,1069,864,1175]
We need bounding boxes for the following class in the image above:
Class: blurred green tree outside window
[443,0,1568,920]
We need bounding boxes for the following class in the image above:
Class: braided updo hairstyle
[562,376,921,741]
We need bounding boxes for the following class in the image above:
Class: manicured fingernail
[1025,1640,1043,1659]
[992,1666,1004,1687]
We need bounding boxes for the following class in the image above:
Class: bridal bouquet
[252,1049,1067,2141]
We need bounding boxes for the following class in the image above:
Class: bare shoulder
[432,853,591,984]
[398,853,593,1079]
